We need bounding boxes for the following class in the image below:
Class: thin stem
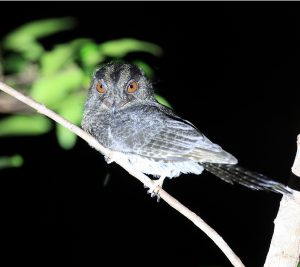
[0,81,245,267]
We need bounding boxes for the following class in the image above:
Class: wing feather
[109,104,237,164]
[131,107,236,164]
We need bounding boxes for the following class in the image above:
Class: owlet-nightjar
[82,62,290,195]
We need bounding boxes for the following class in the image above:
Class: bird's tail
[202,163,292,195]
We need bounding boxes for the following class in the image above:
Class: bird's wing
[117,105,237,164]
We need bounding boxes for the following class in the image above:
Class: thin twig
[0,81,245,267]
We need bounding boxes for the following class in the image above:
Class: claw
[146,176,166,202]
[105,156,113,164]
[104,151,120,164]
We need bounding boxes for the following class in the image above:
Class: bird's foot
[105,151,120,164]
[147,176,166,202]
[105,155,114,164]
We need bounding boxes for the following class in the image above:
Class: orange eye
[96,82,106,94]
[127,80,138,93]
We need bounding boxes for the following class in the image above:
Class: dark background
[0,2,299,267]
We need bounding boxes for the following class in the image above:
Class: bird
[81,62,291,196]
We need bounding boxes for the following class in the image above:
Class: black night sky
[0,2,299,267]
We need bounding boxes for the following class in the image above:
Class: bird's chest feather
[93,107,162,153]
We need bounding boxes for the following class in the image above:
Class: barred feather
[202,163,292,195]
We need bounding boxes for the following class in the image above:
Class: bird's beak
[103,98,127,113]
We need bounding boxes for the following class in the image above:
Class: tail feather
[202,163,292,195]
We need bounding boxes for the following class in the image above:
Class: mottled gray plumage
[82,62,290,194]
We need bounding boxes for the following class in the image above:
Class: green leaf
[56,93,85,149]
[3,54,28,73]
[41,45,75,76]
[80,42,105,67]
[8,42,44,61]
[154,94,172,109]
[82,72,94,88]
[3,17,76,60]
[133,60,154,78]
[98,38,163,58]
[30,65,84,107]
[41,39,91,75]
[57,93,85,124]
[0,155,23,169]
[0,115,51,136]
[3,17,76,43]
[56,125,77,150]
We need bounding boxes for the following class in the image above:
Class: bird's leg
[147,176,166,201]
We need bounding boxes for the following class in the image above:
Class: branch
[0,81,245,266]
[264,135,300,267]
[292,135,300,177]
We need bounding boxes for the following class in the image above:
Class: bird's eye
[127,80,138,93]
[96,81,106,94]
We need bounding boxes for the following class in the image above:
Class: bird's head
[85,62,155,114]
